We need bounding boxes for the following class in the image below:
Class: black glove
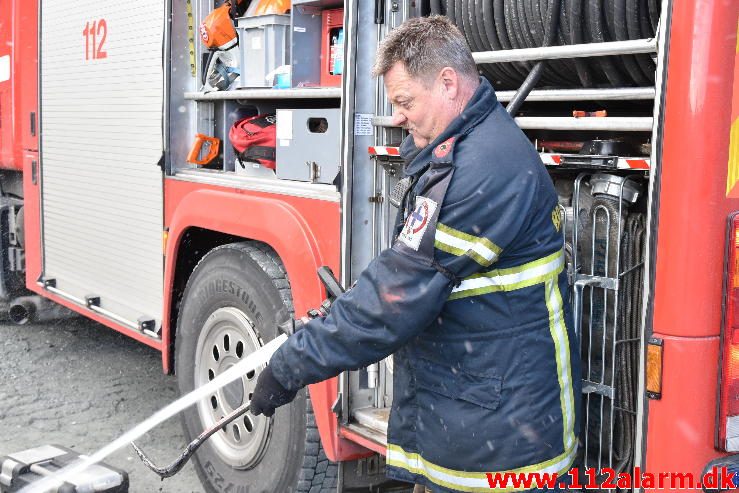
[250,365,298,417]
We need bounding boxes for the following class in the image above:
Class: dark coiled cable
[434,0,658,90]
[506,0,562,115]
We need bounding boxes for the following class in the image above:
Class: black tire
[175,242,338,493]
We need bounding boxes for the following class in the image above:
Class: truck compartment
[341,0,663,485]
[171,0,662,485]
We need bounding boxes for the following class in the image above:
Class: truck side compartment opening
[2,0,737,491]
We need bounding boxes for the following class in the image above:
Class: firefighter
[251,15,581,493]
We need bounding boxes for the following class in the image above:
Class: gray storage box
[236,14,290,87]
[276,108,341,183]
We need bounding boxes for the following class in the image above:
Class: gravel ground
[0,317,204,493]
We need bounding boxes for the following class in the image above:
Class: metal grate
[568,173,646,480]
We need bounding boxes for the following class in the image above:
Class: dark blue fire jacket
[269,78,581,492]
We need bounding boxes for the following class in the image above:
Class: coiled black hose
[506,0,562,115]
[435,0,658,90]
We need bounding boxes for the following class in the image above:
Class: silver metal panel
[727,416,739,439]
[634,0,672,474]
[728,415,739,451]
[276,108,342,184]
[41,0,165,330]
[342,0,377,287]
[353,407,390,435]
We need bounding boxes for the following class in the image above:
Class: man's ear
[439,67,459,100]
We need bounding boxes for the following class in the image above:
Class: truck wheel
[176,242,337,493]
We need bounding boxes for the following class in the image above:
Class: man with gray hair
[251,15,581,492]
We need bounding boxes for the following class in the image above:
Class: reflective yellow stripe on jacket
[386,442,577,493]
[449,249,564,300]
[394,244,577,492]
[434,223,502,267]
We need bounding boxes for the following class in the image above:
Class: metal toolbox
[275,108,341,183]
[0,444,128,492]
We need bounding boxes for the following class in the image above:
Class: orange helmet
[200,4,238,50]
[250,0,290,16]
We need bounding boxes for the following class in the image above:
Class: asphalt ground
[0,316,204,492]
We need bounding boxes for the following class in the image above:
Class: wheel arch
[162,186,370,463]
[162,188,326,374]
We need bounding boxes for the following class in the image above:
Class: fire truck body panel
[160,177,368,461]
[0,0,37,171]
[642,0,738,474]
[22,152,41,287]
[654,0,738,340]
[161,179,342,348]
[646,335,723,479]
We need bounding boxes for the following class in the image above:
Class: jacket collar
[400,77,498,176]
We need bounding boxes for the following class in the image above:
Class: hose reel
[429,0,659,90]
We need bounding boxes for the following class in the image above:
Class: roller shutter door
[40,1,165,332]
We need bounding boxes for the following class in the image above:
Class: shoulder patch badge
[398,196,438,251]
[433,137,455,159]
[552,206,562,232]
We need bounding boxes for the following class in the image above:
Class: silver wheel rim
[194,307,270,469]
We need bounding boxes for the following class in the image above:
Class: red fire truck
[1,0,738,491]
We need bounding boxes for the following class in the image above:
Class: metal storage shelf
[184,87,342,101]
[372,115,653,132]
[172,168,341,202]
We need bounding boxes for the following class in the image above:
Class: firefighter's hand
[250,365,298,417]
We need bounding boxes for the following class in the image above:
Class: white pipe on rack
[472,38,657,64]
[494,87,656,102]
[514,117,653,131]
[372,116,653,132]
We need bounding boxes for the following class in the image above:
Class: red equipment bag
[228,114,277,170]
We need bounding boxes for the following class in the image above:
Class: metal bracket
[8,247,24,272]
[574,274,619,290]
[646,337,663,400]
[560,154,618,169]
[377,159,401,177]
[138,317,157,336]
[85,295,101,308]
[582,380,615,399]
[572,275,619,339]
[306,161,321,183]
[332,392,343,419]
[368,193,384,204]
